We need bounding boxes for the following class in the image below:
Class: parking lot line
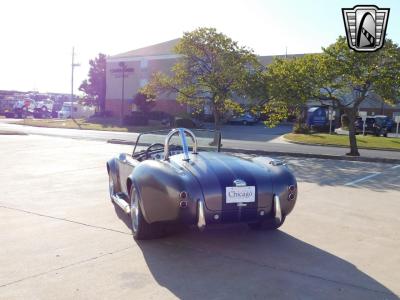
[344,172,382,186]
[345,164,400,186]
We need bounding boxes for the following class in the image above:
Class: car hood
[171,152,273,211]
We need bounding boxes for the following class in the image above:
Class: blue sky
[0,0,399,93]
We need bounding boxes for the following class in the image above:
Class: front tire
[130,186,163,240]
[248,216,286,230]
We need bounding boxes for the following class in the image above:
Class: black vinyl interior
[134,144,184,161]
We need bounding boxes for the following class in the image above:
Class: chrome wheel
[130,190,139,232]
[108,174,114,199]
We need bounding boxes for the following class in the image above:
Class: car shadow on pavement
[113,202,132,229]
[134,225,398,300]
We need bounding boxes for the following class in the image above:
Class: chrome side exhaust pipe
[112,194,131,214]
[274,195,282,223]
[197,199,206,230]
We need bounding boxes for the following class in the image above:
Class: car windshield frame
[132,128,222,156]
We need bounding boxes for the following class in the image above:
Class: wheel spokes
[131,192,139,232]
[108,175,114,196]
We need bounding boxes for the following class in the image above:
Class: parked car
[355,115,393,137]
[229,113,258,125]
[107,128,298,240]
[58,102,95,119]
[9,99,36,118]
[0,99,17,116]
[33,99,54,118]
[306,106,334,132]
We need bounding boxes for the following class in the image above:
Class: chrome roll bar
[164,128,198,161]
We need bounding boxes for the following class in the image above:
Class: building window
[140,59,148,70]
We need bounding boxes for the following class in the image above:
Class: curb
[0,130,27,136]
[107,139,400,164]
[283,137,400,153]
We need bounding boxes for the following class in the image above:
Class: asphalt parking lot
[0,135,399,300]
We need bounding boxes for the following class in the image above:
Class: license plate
[226,186,255,203]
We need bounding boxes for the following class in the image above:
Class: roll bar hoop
[164,128,198,161]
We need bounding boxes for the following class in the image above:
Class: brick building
[106,39,400,118]
[105,39,303,117]
[106,39,186,117]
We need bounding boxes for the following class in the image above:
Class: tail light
[288,185,297,201]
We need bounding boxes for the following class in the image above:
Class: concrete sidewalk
[1,121,400,163]
[109,137,400,164]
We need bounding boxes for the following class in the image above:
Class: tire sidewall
[129,186,164,240]
[130,186,140,238]
[108,172,114,201]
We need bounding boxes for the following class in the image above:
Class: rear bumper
[198,195,282,228]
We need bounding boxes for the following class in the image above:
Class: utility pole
[119,61,126,126]
[71,47,80,120]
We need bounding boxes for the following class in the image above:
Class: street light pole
[71,47,80,120]
[119,61,126,126]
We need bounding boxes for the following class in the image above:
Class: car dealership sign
[110,66,134,78]
[342,5,390,52]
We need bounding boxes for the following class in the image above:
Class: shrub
[133,93,155,113]
[123,111,148,126]
[147,110,173,121]
[198,114,215,123]
[310,124,332,133]
[90,111,112,118]
[293,123,310,134]
[174,112,192,119]
[174,118,197,128]
[145,110,174,126]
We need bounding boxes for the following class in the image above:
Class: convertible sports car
[107,128,297,240]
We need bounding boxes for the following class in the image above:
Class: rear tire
[108,172,115,201]
[248,216,286,230]
[130,186,164,240]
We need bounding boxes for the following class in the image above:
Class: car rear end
[177,152,297,227]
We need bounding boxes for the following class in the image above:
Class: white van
[58,102,95,119]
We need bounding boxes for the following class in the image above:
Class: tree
[132,92,155,113]
[265,37,400,156]
[263,54,321,127]
[141,27,262,131]
[79,53,107,113]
